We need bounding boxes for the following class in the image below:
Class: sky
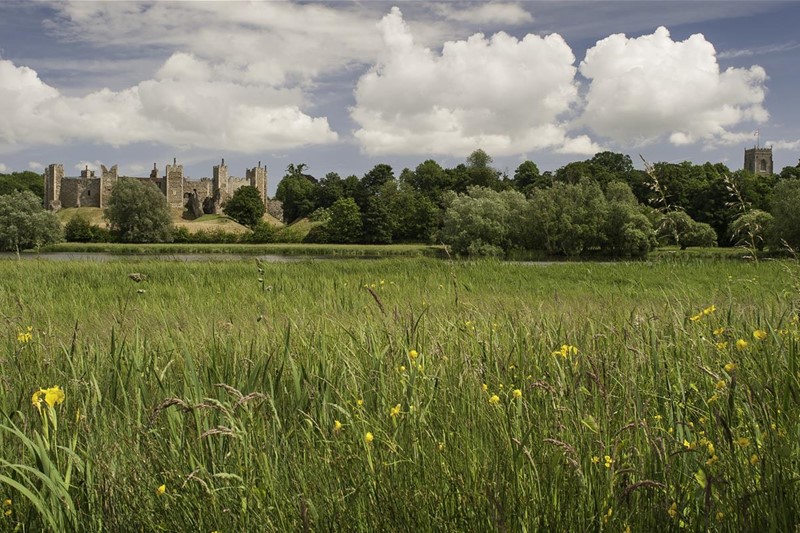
[0,0,799,195]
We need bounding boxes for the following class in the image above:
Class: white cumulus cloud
[352,7,584,157]
[433,3,534,25]
[767,139,800,151]
[579,26,768,147]
[0,163,8,173]
[0,56,337,154]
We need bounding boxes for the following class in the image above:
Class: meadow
[1,256,798,531]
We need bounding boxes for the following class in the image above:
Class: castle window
[759,159,767,171]
[87,190,91,196]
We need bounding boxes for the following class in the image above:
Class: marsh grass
[0,257,798,531]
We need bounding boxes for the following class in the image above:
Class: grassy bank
[1,258,799,531]
[39,242,442,257]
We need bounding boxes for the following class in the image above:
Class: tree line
[273,150,800,256]
[1,152,799,255]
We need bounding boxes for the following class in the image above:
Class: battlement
[744,146,773,176]
[43,159,269,217]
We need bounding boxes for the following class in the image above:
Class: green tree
[275,173,318,223]
[769,179,800,250]
[0,190,62,252]
[440,187,531,257]
[0,170,44,198]
[512,161,549,194]
[464,149,502,191]
[317,172,345,209]
[64,214,94,242]
[729,209,773,251]
[529,179,608,256]
[657,211,717,249]
[105,178,173,243]
[223,186,265,228]
[326,197,363,244]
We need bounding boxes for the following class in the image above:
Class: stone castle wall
[44,159,270,218]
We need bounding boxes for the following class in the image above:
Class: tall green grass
[1,257,798,531]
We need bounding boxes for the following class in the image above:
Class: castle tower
[163,157,184,208]
[744,146,773,176]
[99,164,118,208]
[213,158,229,199]
[43,163,64,211]
[246,160,268,209]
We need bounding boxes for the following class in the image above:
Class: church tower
[744,132,773,176]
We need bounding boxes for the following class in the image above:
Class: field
[1,256,798,531]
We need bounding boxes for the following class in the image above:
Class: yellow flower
[2,499,10,507]
[156,484,166,495]
[17,326,32,344]
[408,349,418,361]
[604,455,613,468]
[713,327,726,336]
[603,507,613,524]
[749,454,759,465]
[398,365,406,373]
[364,432,374,444]
[715,380,726,390]
[736,436,750,447]
[481,383,488,392]
[735,339,748,351]
[552,344,578,357]
[753,329,767,341]
[690,313,703,322]
[724,362,737,372]
[512,389,522,399]
[683,440,694,449]
[703,305,716,315]
[706,454,718,466]
[653,414,663,421]
[716,511,724,522]
[333,420,343,432]
[356,399,364,408]
[715,341,728,351]
[488,394,500,405]
[389,404,401,418]
[591,456,600,464]
[668,502,678,518]
[31,386,65,412]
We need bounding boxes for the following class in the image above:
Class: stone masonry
[43,159,269,217]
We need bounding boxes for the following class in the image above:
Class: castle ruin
[43,159,269,217]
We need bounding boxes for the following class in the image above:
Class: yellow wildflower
[706,454,718,466]
[356,399,364,407]
[333,420,343,433]
[17,326,32,344]
[735,339,748,351]
[668,502,678,518]
[715,380,726,390]
[604,455,613,468]
[749,454,759,465]
[690,313,703,322]
[512,389,522,399]
[552,344,578,357]
[408,349,418,361]
[715,341,728,351]
[398,365,406,373]
[753,329,767,341]
[488,394,500,405]
[716,512,724,522]
[482,383,488,392]
[654,414,663,421]
[364,432,374,444]
[713,327,726,336]
[736,436,750,447]
[591,456,600,464]
[156,484,166,495]
[3,499,10,507]
[724,362,737,372]
[389,404,401,418]
[703,305,716,315]
[603,507,613,524]
[31,386,65,412]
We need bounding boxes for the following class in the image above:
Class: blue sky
[0,1,798,194]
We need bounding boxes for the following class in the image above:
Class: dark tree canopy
[223,186,266,228]
[105,178,173,243]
